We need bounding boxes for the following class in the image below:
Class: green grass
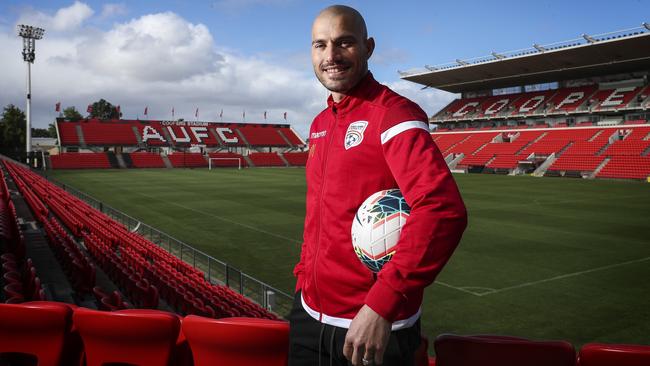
[48,168,650,346]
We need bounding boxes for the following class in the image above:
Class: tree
[89,98,120,120]
[48,123,57,138]
[63,106,83,121]
[0,104,26,152]
[31,127,50,138]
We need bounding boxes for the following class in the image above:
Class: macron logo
[311,130,327,139]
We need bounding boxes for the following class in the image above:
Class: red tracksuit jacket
[294,73,467,329]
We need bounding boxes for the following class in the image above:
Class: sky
[0,0,648,138]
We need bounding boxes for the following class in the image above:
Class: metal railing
[400,24,650,77]
[49,177,294,318]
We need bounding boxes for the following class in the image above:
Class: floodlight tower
[17,24,45,156]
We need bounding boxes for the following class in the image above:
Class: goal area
[208,157,242,170]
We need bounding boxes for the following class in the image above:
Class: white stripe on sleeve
[380,120,430,144]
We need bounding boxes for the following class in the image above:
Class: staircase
[277,153,290,167]
[76,125,87,147]
[532,153,557,177]
[243,155,255,167]
[105,152,120,169]
[160,154,173,168]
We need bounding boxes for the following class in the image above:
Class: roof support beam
[582,34,597,43]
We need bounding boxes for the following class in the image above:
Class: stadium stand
[2,159,277,321]
[56,119,305,149]
[431,124,650,180]
[248,152,286,167]
[167,153,208,168]
[79,120,140,146]
[282,152,309,166]
[50,153,111,169]
[57,122,81,146]
[237,125,288,146]
[129,152,166,168]
[596,156,650,180]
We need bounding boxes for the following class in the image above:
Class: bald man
[289,5,467,366]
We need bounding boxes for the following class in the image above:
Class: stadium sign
[141,125,239,144]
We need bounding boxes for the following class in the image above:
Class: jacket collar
[326,72,380,115]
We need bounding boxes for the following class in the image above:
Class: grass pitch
[48,168,650,346]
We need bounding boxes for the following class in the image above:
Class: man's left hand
[343,305,391,365]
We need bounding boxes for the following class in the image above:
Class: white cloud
[16,1,93,32]
[78,12,221,82]
[384,80,458,119]
[100,3,127,19]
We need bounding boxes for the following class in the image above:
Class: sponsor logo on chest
[344,121,368,150]
[311,130,327,139]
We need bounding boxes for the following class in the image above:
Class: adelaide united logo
[344,121,368,150]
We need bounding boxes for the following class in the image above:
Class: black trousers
[288,291,421,366]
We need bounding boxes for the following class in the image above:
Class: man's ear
[365,37,375,60]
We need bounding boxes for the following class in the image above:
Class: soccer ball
[351,189,410,273]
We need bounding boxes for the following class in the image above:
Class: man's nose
[325,44,342,63]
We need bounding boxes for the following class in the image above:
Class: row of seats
[50,153,111,169]
[0,165,39,304]
[249,152,287,167]
[0,301,289,366]
[432,333,650,366]
[129,152,166,168]
[2,301,649,366]
[435,84,650,121]
[57,119,305,148]
[441,125,650,178]
[49,151,309,169]
[3,160,276,319]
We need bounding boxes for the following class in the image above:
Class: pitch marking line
[130,191,302,244]
[438,256,650,297]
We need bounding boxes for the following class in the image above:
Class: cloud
[100,3,127,19]
[78,12,222,82]
[384,80,458,118]
[16,1,93,32]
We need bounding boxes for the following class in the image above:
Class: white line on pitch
[479,256,650,296]
[130,191,302,244]
[435,281,485,296]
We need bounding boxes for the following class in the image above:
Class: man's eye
[314,43,324,49]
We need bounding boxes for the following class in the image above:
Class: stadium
[1,6,650,366]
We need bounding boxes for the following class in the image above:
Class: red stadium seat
[73,307,181,366]
[0,302,73,366]
[578,343,650,366]
[434,334,576,366]
[182,315,289,366]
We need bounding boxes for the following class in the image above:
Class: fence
[49,177,294,318]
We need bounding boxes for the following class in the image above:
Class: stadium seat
[182,315,289,366]
[0,301,73,366]
[578,343,650,366]
[434,334,576,366]
[73,307,181,366]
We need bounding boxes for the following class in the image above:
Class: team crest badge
[344,121,368,150]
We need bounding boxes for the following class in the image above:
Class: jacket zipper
[312,106,338,321]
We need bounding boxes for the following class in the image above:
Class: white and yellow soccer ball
[351,189,411,273]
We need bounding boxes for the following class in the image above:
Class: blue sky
[0,0,647,136]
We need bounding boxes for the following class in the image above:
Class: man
[289,5,467,366]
